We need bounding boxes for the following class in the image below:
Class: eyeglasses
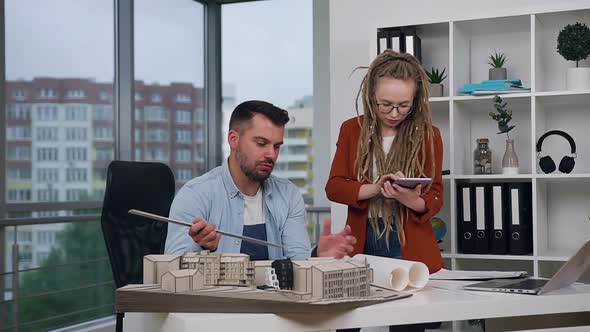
[376,103,414,115]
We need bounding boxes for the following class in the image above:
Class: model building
[143,251,374,301]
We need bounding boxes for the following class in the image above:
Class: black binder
[490,184,508,254]
[457,182,476,254]
[506,182,533,255]
[473,184,490,254]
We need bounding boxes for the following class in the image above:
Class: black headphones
[536,130,577,174]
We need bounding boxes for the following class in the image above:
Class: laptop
[464,239,590,295]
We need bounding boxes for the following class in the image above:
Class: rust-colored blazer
[325,116,444,273]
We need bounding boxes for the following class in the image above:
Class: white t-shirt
[243,187,264,226]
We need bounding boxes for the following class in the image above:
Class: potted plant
[489,95,518,174]
[488,51,507,80]
[557,22,590,90]
[426,67,447,97]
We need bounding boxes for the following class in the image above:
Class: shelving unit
[371,8,590,284]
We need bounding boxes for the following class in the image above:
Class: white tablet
[393,177,432,189]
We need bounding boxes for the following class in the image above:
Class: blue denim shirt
[164,161,311,260]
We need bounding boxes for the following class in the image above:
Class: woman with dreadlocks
[326,50,444,275]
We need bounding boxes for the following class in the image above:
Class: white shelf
[453,92,531,101]
[535,173,590,179]
[430,96,451,102]
[534,90,590,98]
[380,7,590,293]
[454,174,533,180]
[453,254,534,261]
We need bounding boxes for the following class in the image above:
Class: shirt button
[435,196,439,200]
[234,240,240,245]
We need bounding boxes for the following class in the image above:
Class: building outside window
[37,147,59,162]
[175,109,192,124]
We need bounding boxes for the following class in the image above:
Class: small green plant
[489,95,515,139]
[426,67,447,84]
[487,51,507,68]
[557,22,590,67]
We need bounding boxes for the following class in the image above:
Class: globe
[430,217,447,241]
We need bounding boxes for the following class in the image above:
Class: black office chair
[100,161,175,332]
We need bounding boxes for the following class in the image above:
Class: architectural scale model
[115,251,409,314]
[143,250,373,300]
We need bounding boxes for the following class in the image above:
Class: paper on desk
[430,268,527,280]
[353,254,429,292]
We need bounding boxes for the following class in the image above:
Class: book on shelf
[459,79,530,96]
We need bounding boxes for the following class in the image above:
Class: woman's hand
[380,171,427,213]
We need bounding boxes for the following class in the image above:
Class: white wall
[319,0,590,230]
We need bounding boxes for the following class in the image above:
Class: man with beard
[165,100,356,260]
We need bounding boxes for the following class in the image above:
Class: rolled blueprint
[353,254,429,292]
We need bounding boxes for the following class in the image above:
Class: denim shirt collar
[221,159,273,199]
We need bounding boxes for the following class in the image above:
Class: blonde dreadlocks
[354,50,436,247]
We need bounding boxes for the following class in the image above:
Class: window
[175,149,192,162]
[14,88,26,99]
[38,168,59,182]
[66,168,87,182]
[134,129,142,142]
[66,189,87,201]
[65,127,87,141]
[37,147,59,162]
[36,127,59,141]
[65,105,88,121]
[146,128,168,142]
[222,0,313,204]
[175,110,192,124]
[135,92,142,101]
[96,147,113,161]
[8,189,32,202]
[36,105,59,121]
[175,129,192,143]
[65,89,86,99]
[144,106,167,121]
[7,103,31,120]
[7,126,32,140]
[151,93,162,103]
[66,147,87,161]
[175,93,192,103]
[94,168,108,181]
[99,91,111,101]
[5,0,115,328]
[176,168,192,181]
[7,146,31,161]
[93,105,113,121]
[8,168,32,180]
[146,148,168,162]
[39,88,58,99]
[93,127,113,140]
[37,189,59,202]
[134,108,142,121]
[135,0,205,183]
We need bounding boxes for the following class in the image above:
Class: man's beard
[236,150,274,182]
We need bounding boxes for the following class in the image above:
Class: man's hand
[188,217,221,250]
[317,218,357,259]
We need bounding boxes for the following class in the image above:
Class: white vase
[566,67,590,90]
[502,139,519,175]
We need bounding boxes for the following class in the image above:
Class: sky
[5,0,313,108]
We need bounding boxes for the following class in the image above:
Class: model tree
[557,22,590,67]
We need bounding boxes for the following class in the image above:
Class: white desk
[124,281,590,332]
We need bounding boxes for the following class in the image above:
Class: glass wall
[3,1,116,329]
[134,0,206,186]
[221,0,314,205]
